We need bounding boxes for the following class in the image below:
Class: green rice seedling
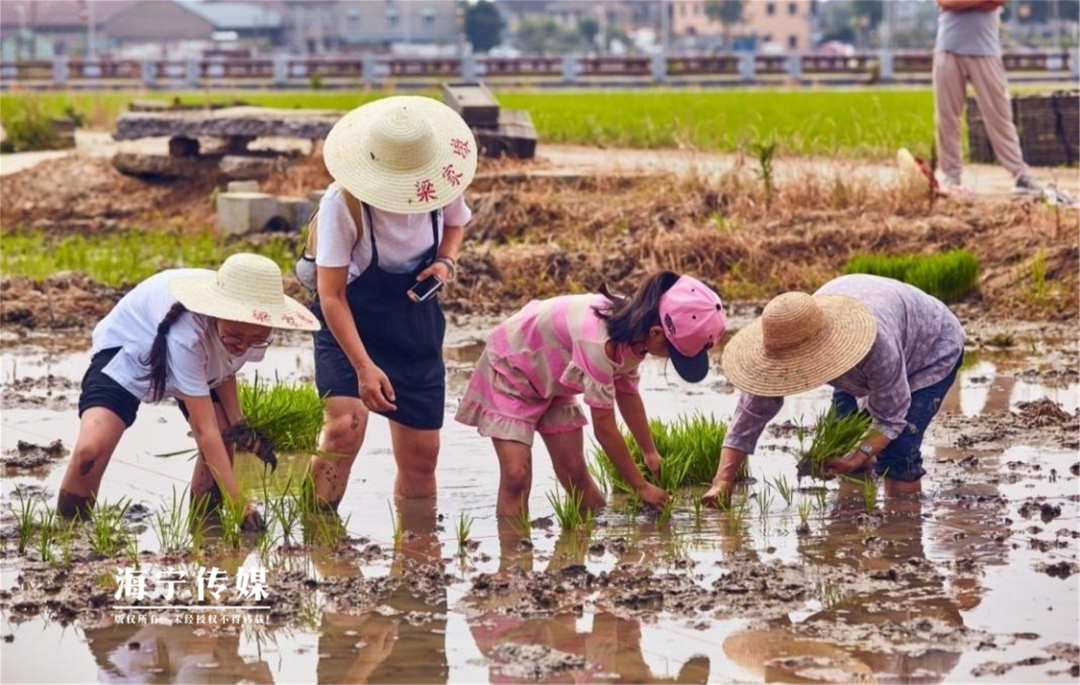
[456,512,474,554]
[513,501,532,537]
[388,501,403,549]
[797,407,872,480]
[1028,247,1049,305]
[768,475,794,507]
[13,494,38,554]
[591,413,728,493]
[123,529,139,566]
[153,486,198,554]
[751,138,779,207]
[255,528,277,564]
[187,493,211,555]
[89,499,131,557]
[691,493,704,524]
[625,490,641,519]
[843,469,887,513]
[547,486,586,532]
[755,489,774,520]
[814,488,828,511]
[585,453,611,496]
[264,476,301,546]
[726,495,748,528]
[796,497,814,535]
[842,249,980,304]
[657,499,675,529]
[57,515,79,566]
[34,505,59,563]
[657,451,694,494]
[218,493,249,551]
[230,374,326,469]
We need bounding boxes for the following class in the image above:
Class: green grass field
[0,84,1061,159]
[0,229,295,286]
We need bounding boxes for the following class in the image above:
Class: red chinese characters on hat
[415,179,438,202]
[450,138,471,159]
[252,309,272,324]
[441,164,463,186]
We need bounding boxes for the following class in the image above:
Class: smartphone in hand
[407,275,443,303]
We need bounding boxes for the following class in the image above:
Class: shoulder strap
[303,183,364,258]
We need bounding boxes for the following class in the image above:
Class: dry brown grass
[448,168,1078,320]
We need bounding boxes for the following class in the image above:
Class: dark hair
[139,302,188,402]
[594,271,680,345]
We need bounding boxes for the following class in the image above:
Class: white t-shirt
[90,269,268,401]
[314,184,472,282]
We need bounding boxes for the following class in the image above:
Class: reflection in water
[473,521,711,684]
[315,497,448,685]
[83,622,273,684]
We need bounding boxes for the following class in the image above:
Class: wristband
[436,256,457,282]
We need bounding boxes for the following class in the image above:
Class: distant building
[227,0,461,53]
[670,0,814,51]
[0,0,136,58]
[0,0,283,59]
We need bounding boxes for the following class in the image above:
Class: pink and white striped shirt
[486,294,644,409]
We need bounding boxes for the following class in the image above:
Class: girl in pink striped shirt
[456,271,726,516]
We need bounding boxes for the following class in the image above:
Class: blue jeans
[832,354,962,483]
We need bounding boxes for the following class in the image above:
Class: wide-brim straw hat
[168,253,321,332]
[324,95,477,214]
[721,292,877,397]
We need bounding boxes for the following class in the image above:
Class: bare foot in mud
[885,478,922,497]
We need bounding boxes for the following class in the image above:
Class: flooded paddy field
[1,321,1077,684]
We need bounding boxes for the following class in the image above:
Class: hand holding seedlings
[636,481,669,510]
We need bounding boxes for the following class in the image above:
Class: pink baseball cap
[659,276,726,383]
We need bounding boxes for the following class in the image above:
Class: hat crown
[368,105,437,172]
[216,254,285,308]
[761,292,825,357]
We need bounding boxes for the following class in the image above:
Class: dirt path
[4,133,1077,200]
[527,144,1080,197]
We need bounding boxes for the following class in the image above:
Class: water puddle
[1,326,1077,683]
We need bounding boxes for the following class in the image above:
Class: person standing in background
[933,0,1046,195]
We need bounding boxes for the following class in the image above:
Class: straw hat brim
[168,274,321,332]
[721,295,877,397]
[324,96,477,214]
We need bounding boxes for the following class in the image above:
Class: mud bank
[2,154,1078,335]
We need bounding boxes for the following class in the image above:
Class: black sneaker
[1014,174,1045,196]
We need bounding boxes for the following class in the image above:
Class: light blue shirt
[935,6,1002,57]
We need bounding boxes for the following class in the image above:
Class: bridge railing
[1,50,1074,89]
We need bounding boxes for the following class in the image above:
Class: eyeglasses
[217,325,273,349]
[220,335,272,349]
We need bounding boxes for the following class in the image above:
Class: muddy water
[1,327,1078,684]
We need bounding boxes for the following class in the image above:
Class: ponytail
[594,271,680,345]
[139,302,188,402]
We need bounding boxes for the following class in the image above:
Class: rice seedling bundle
[797,407,873,480]
[231,374,326,469]
[843,249,980,303]
[592,413,728,493]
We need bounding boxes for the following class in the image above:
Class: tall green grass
[0,229,296,287]
[843,249,980,303]
[591,413,727,494]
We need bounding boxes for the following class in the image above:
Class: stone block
[276,196,313,232]
[227,180,260,193]
[216,192,280,236]
[219,155,277,180]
